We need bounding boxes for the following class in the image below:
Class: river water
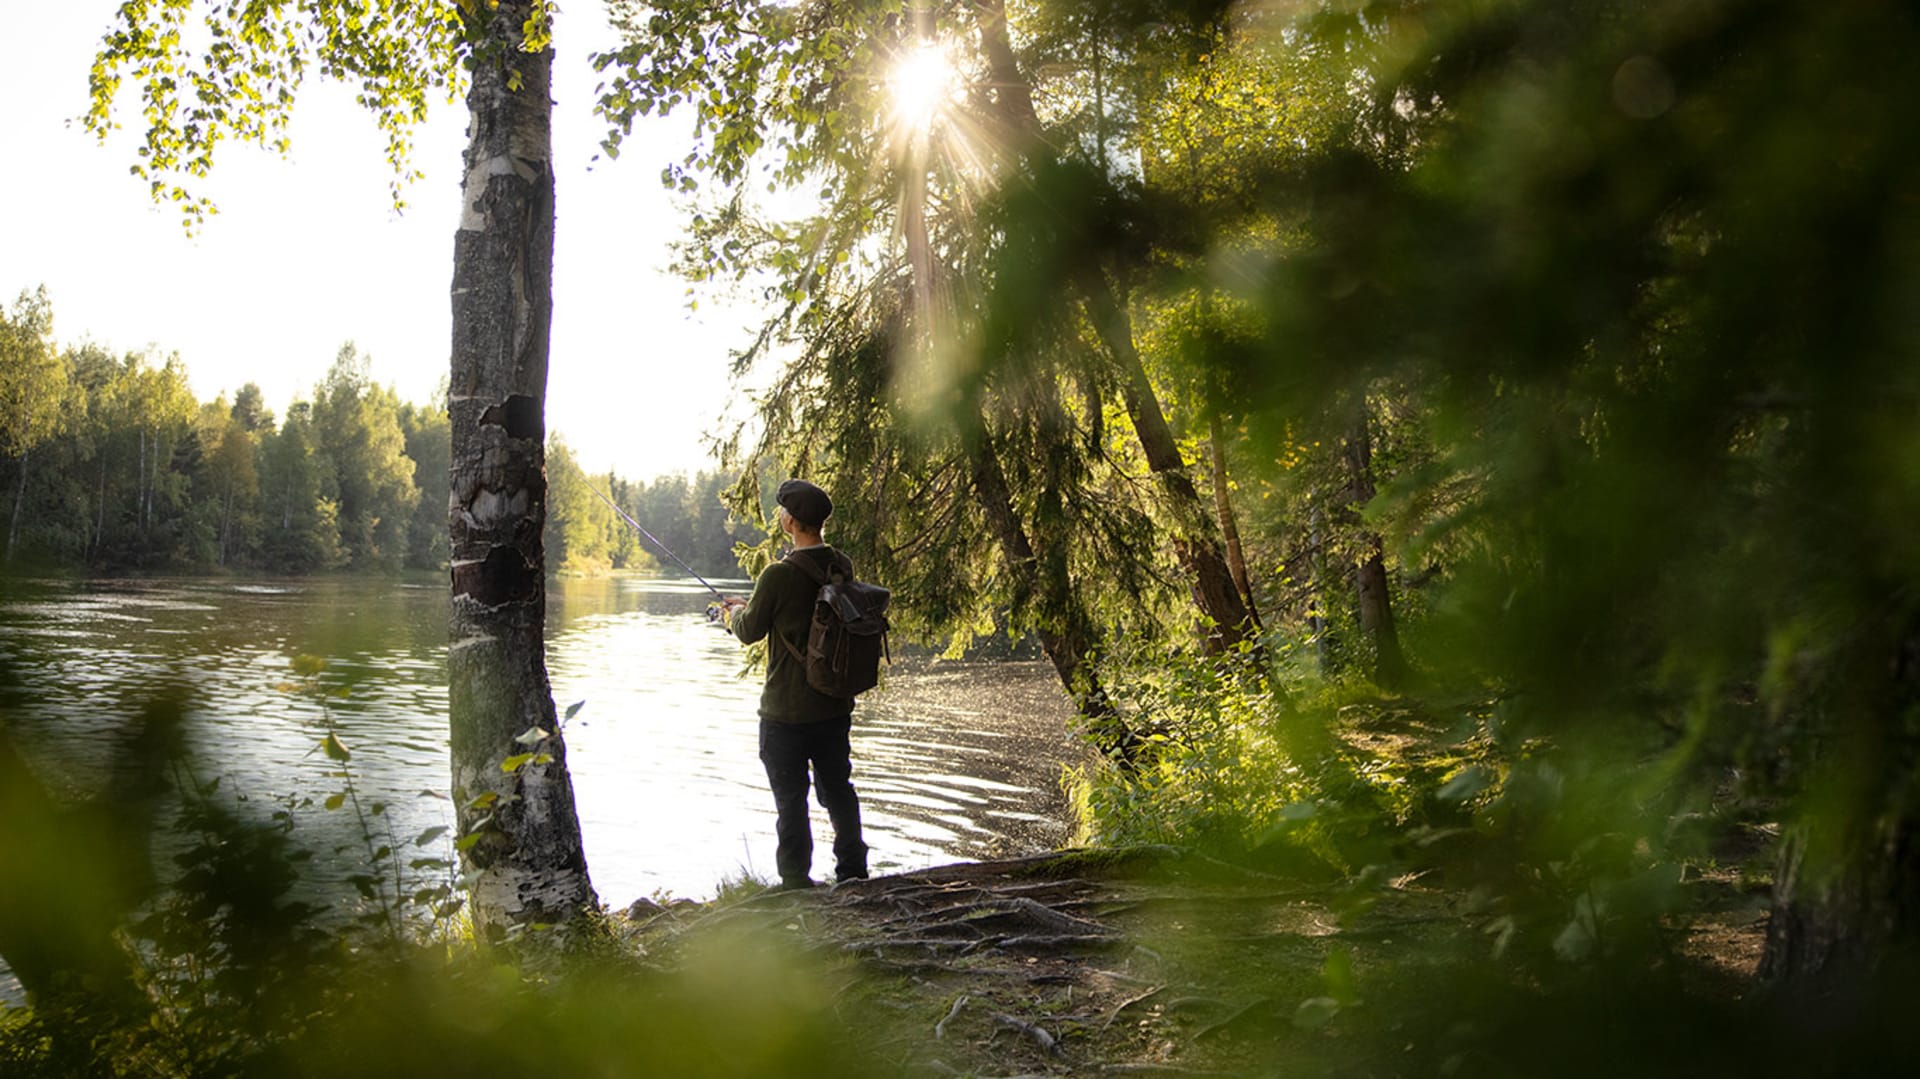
[0,575,1085,914]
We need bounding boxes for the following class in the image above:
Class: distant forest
[0,286,746,578]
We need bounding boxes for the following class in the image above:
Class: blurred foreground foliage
[0,690,869,1078]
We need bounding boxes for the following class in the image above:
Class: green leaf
[455,831,485,852]
[465,790,500,811]
[564,700,586,721]
[1437,765,1491,803]
[1322,948,1360,1006]
[415,826,449,847]
[324,791,347,811]
[501,752,536,774]
[321,732,352,762]
[1294,997,1342,1030]
[291,654,327,677]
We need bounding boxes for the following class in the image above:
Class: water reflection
[0,575,1084,908]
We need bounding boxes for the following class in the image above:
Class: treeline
[0,288,741,578]
[547,448,745,578]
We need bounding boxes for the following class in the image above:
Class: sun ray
[888,41,959,136]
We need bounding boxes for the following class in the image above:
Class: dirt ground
[617,844,1771,1077]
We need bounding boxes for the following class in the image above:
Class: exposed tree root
[617,845,1771,1077]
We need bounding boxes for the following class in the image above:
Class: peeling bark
[446,3,596,933]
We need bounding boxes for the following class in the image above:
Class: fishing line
[586,485,734,620]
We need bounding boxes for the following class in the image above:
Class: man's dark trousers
[758,716,868,886]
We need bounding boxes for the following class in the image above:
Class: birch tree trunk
[446,3,597,933]
[92,458,107,561]
[7,449,27,563]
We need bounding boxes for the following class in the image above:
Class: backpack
[777,551,891,698]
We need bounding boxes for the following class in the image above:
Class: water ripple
[0,575,1086,907]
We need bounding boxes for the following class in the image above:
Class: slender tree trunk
[137,428,147,534]
[1308,504,1332,675]
[970,3,1253,653]
[970,432,1138,765]
[219,478,233,566]
[904,21,1131,756]
[1208,413,1260,631]
[93,456,108,561]
[7,449,28,563]
[1340,401,1406,687]
[446,3,596,933]
[1082,278,1255,653]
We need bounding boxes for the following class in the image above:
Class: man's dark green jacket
[731,545,856,722]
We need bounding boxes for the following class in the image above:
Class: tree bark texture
[1340,402,1406,687]
[1761,617,1920,996]
[969,433,1139,765]
[446,5,597,932]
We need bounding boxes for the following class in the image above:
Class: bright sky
[0,3,769,479]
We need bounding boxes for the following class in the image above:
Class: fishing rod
[586,484,731,604]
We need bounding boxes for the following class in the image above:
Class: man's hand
[707,596,748,626]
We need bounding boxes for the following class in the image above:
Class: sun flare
[888,41,958,134]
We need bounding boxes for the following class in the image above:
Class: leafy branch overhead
[83,0,559,228]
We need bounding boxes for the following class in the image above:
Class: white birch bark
[445,2,597,934]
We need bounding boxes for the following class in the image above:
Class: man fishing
[719,479,870,890]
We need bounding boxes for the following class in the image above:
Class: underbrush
[0,781,872,1079]
[1070,641,1776,977]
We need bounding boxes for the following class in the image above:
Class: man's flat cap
[776,478,833,528]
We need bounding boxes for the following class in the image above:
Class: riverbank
[617,844,1774,1077]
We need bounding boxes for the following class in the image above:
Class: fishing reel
[705,602,730,626]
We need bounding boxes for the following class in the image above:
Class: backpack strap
[782,548,846,586]
[783,550,832,586]
[776,631,807,665]
[776,550,833,665]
